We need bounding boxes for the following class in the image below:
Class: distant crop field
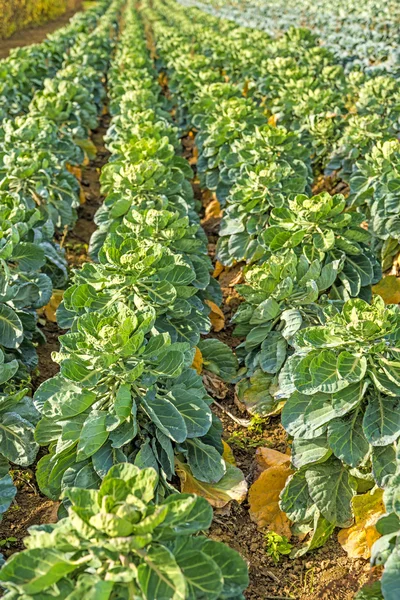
[0,0,82,39]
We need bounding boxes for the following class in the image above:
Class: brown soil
[0,3,84,59]
[64,110,111,267]
[0,108,110,557]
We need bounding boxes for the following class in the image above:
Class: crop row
[139,0,400,597]
[0,2,108,123]
[179,0,400,76]
[0,0,123,525]
[0,2,250,597]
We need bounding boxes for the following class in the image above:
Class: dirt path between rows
[0,3,83,59]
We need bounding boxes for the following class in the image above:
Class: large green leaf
[76,411,109,461]
[327,407,370,467]
[0,304,23,349]
[137,545,186,600]
[198,339,238,382]
[0,549,79,594]
[0,412,38,466]
[183,438,225,483]
[174,548,223,600]
[363,393,400,446]
[34,375,97,419]
[381,545,400,600]
[168,388,212,438]
[0,474,16,518]
[141,392,187,443]
[305,459,356,526]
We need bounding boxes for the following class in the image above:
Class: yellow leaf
[191,347,203,374]
[205,198,222,219]
[176,460,247,508]
[268,114,278,127]
[373,275,400,304]
[40,290,64,323]
[213,260,225,278]
[79,185,86,205]
[222,441,236,466]
[66,163,82,181]
[248,463,293,537]
[255,447,291,471]
[337,489,385,559]
[205,300,225,332]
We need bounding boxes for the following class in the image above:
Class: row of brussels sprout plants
[178,0,400,76]
[0,1,108,123]
[0,0,123,527]
[0,2,250,598]
[139,0,400,597]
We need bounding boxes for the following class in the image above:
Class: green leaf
[280,470,314,523]
[198,339,238,382]
[141,392,187,443]
[35,375,96,419]
[137,545,186,600]
[184,438,225,483]
[0,412,38,466]
[12,242,45,272]
[0,474,16,518]
[202,538,250,598]
[363,393,400,446]
[76,412,109,461]
[381,545,400,600]
[291,510,335,558]
[175,548,223,599]
[0,549,79,594]
[305,459,356,526]
[259,332,287,374]
[0,304,23,349]
[168,388,212,438]
[291,435,331,468]
[310,350,349,393]
[327,408,370,467]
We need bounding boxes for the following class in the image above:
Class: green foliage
[32,3,232,504]
[350,139,400,271]
[279,297,400,529]
[0,3,105,119]
[264,532,293,564]
[0,464,249,599]
[0,0,124,523]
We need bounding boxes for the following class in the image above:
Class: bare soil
[0,3,84,59]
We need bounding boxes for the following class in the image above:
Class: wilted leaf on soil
[255,447,291,471]
[79,185,86,205]
[205,199,222,220]
[337,489,385,559]
[66,163,82,181]
[202,371,228,399]
[39,290,64,323]
[222,441,236,466]
[176,460,247,508]
[213,261,225,278]
[372,276,400,305]
[248,453,293,537]
[205,300,225,332]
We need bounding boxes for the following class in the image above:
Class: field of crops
[0,0,399,598]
